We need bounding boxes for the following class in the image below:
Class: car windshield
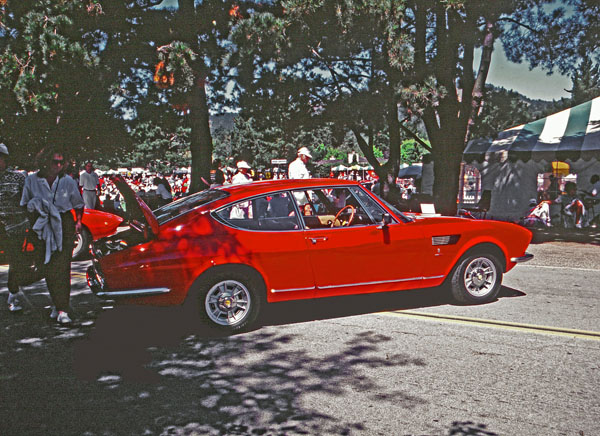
[376,195,414,222]
[153,189,229,224]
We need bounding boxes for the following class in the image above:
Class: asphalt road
[0,241,599,436]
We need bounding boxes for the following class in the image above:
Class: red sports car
[87,177,533,332]
[72,208,124,260]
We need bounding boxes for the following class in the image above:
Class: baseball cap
[0,143,8,156]
[236,160,251,169]
[298,147,312,158]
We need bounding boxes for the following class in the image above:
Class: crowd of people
[521,177,600,229]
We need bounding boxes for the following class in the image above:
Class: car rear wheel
[194,269,263,332]
[72,227,91,260]
[450,252,502,304]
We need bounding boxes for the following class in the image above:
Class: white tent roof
[464,96,600,162]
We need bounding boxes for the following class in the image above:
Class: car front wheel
[194,269,263,332]
[450,253,502,304]
[72,228,92,260]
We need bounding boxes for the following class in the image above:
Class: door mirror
[378,213,392,229]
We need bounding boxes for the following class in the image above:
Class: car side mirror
[377,213,392,229]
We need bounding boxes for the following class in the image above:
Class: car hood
[110,175,159,236]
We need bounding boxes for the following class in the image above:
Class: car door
[213,191,315,302]
[293,186,427,298]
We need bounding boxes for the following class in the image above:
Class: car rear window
[154,189,229,224]
[213,192,301,231]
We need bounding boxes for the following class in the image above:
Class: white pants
[82,190,97,209]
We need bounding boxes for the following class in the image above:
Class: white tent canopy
[463,97,600,221]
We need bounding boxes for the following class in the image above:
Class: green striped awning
[464,96,600,162]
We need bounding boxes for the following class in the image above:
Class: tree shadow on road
[2,301,430,435]
[0,266,522,436]
[261,284,526,327]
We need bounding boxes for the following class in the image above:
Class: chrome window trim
[211,184,395,232]
[211,190,304,232]
[291,186,389,230]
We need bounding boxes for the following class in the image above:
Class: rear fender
[187,263,268,304]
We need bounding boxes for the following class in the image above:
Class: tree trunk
[431,138,463,216]
[188,77,213,193]
[177,0,214,193]
[465,18,495,142]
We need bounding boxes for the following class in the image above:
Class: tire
[450,252,503,304]
[192,268,264,332]
[72,228,92,260]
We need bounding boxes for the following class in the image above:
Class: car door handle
[309,236,328,244]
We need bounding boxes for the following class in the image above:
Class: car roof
[213,178,362,201]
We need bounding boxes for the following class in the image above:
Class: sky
[477,43,572,101]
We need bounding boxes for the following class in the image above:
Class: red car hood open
[110,175,159,236]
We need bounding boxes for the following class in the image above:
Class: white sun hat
[236,160,251,169]
[297,147,312,158]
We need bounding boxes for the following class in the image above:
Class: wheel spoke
[463,257,497,297]
[205,279,252,327]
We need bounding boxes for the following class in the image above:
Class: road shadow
[449,420,499,435]
[261,284,525,327]
[0,265,524,435]
[2,303,430,435]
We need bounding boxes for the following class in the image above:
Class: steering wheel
[331,205,356,227]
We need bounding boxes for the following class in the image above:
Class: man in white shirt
[288,147,312,179]
[232,161,253,185]
[79,161,100,209]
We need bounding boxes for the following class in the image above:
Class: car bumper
[510,252,534,263]
[87,264,171,299]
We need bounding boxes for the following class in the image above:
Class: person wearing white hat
[232,160,253,185]
[0,143,28,312]
[288,147,312,179]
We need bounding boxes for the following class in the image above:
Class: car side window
[291,187,377,229]
[214,192,300,231]
[350,186,394,223]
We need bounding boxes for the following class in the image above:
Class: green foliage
[212,115,350,177]
[125,121,190,172]
[0,0,127,167]
[471,86,537,138]
[400,139,428,164]
[0,1,98,113]
[568,57,600,105]
[501,0,600,77]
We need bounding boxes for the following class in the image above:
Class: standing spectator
[79,161,100,209]
[21,146,84,324]
[586,174,600,224]
[232,161,253,184]
[153,176,172,207]
[555,181,585,228]
[0,143,29,312]
[288,147,312,179]
[210,159,226,187]
[589,174,600,197]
